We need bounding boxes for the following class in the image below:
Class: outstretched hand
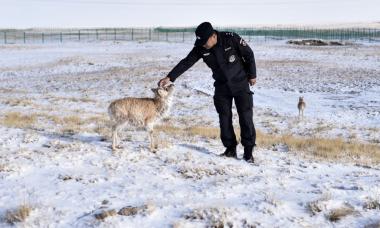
[158,77,171,87]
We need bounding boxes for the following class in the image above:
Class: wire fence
[1,27,379,44]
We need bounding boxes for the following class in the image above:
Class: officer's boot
[220,146,237,159]
[243,146,254,163]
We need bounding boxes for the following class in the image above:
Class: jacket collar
[215,30,222,47]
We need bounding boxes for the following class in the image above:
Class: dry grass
[182,207,228,225]
[60,115,110,135]
[327,205,356,222]
[50,96,96,103]
[185,126,220,139]
[0,164,13,172]
[2,98,34,107]
[47,115,64,125]
[367,127,380,133]
[363,199,380,210]
[0,111,110,136]
[0,164,5,172]
[180,207,252,227]
[118,204,155,216]
[94,209,117,220]
[157,125,380,164]
[307,199,358,222]
[177,166,227,180]
[68,97,96,103]
[157,125,224,140]
[254,130,380,163]
[155,125,183,135]
[2,110,378,164]
[0,88,28,95]
[313,122,333,134]
[93,204,155,221]
[92,116,112,138]
[62,116,84,125]
[60,116,84,135]
[1,112,37,129]
[5,204,32,224]
[307,200,323,216]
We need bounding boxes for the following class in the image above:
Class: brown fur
[298,96,306,119]
[108,84,174,152]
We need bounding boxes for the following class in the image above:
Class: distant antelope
[108,84,174,152]
[297,96,306,118]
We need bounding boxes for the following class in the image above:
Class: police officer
[158,22,257,163]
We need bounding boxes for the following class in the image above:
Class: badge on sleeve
[229,55,236,63]
[240,38,247,46]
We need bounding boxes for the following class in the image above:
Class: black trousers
[213,88,256,148]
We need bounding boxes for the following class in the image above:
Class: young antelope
[297,96,306,119]
[108,84,174,152]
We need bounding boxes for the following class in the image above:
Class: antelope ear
[151,88,157,93]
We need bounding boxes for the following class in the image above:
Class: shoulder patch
[240,38,247,46]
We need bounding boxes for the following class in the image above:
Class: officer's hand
[158,77,171,87]
[249,78,256,86]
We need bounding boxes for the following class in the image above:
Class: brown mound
[287,39,344,46]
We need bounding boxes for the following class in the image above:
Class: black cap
[194,22,214,47]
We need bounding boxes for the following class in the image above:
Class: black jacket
[167,31,256,94]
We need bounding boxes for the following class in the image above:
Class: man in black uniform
[158,22,257,163]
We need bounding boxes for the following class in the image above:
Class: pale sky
[1,0,379,28]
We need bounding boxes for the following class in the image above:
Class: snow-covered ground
[0,40,379,227]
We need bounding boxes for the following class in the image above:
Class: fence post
[328,29,331,40]
[316,28,318,40]
[368,28,371,42]
[4,31,6,44]
[60,32,63,43]
[23,32,26,44]
[331,29,334,40]
[78,30,81,41]
[131,28,134,40]
[114,28,117,40]
[182,31,185,42]
[96,29,98,40]
[363,28,365,42]
[355,28,358,41]
[149,29,151,41]
[343,29,346,41]
[264,28,267,42]
[166,31,168,41]
[42,33,44,43]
